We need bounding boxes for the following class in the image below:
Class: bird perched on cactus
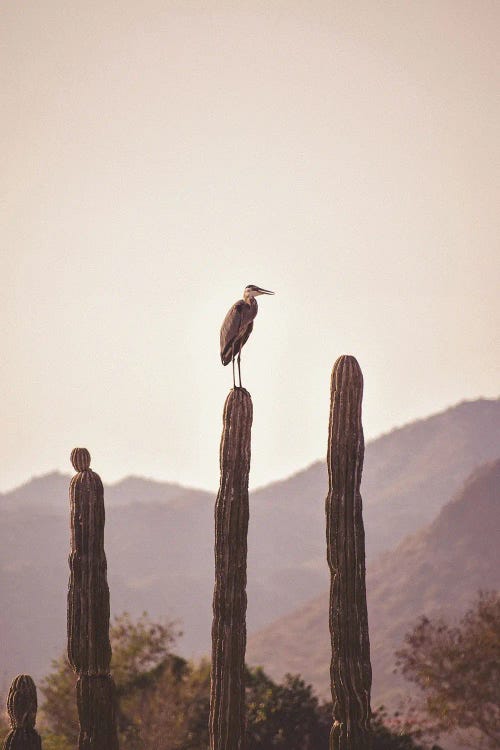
[220,284,274,388]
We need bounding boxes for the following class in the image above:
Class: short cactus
[326,356,372,749]
[210,388,253,750]
[67,448,119,750]
[3,674,42,750]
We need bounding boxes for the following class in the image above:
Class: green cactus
[326,356,372,749]
[67,448,119,750]
[3,674,42,750]
[209,388,253,750]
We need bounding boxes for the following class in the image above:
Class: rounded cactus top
[331,355,363,391]
[7,674,37,728]
[71,447,91,472]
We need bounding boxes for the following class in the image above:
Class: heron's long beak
[257,287,275,295]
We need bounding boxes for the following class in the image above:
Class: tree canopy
[396,590,500,749]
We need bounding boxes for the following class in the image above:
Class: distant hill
[0,471,206,512]
[0,398,498,686]
[246,459,500,709]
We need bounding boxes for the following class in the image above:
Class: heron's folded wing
[238,320,253,350]
[220,302,244,364]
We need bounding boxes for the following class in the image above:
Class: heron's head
[243,284,275,300]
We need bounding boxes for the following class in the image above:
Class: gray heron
[220,284,275,388]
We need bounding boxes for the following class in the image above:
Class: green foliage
[40,611,184,750]
[38,653,77,745]
[396,590,500,749]
[246,668,329,749]
[110,610,179,689]
[371,707,439,750]
[40,734,72,750]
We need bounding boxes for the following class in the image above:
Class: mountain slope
[0,472,207,512]
[247,398,500,631]
[247,459,500,708]
[0,398,498,685]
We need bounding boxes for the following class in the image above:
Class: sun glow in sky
[2,0,499,492]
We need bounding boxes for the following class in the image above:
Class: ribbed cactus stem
[3,674,42,750]
[210,388,253,750]
[67,448,119,750]
[326,356,372,750]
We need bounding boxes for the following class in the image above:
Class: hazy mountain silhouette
[0,398,498,688]
[247,458,500,709]
[0,472,205,512]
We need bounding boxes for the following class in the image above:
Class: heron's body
[220,297,257,365]
[220,284,274,387]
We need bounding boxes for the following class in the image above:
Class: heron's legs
[232,355,236,389]
[237,352,242,388]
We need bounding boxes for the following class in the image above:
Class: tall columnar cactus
[3,674,42,750]
[326,356,372,750]
[210,388,253,750]
[67,448,119,750]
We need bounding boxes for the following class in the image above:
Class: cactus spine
[326,356,372,749]
[210,388,253,750]
[3,674,42,750]
[67,448,119,750]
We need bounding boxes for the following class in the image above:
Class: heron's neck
[243,293,258,307]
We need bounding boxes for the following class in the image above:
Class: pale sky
[1,0,499,493]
